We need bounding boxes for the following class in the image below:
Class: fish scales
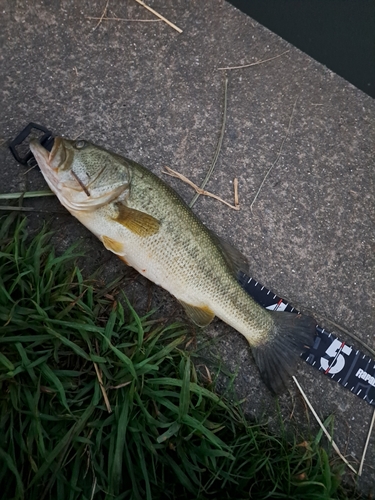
[30,137,316,394]
[95,159,273,342]
[128,165,268,332]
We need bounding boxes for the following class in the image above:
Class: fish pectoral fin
[178,301,215,327]
[102,235,124,255]
[209,230,249,277]
[113,203,160,237]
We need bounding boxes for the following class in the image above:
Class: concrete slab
[1,0,374,494]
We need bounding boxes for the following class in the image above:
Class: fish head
[29,137,130,212]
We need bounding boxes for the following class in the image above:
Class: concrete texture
[1,0,374,494]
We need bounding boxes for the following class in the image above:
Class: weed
[0,214,353,499]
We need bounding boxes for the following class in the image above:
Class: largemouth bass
[30,137,315,393]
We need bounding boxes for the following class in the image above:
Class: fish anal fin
[102,235,125,255]
[210,231,249,277]
[178,301,215,327]
[114,203,160,237]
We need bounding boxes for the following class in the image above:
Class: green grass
[0,213,354,500]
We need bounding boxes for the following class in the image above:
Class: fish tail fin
[251,312,316,394]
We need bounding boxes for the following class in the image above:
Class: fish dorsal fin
[178,301,215,327]
[113,202,160,237]
[102,235,124,255]
[210,231,249,277]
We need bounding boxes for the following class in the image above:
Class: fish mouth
[29,138,64,193]
[29,138,50,165]
[48,137,65,168]
[30,137,65,170]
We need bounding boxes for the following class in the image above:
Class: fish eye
[75,140,86,149]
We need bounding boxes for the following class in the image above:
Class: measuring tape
[238,272,375,406]
[8,123,375,406]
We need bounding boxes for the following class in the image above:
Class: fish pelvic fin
[114,202,160,237]
[179,301,215,327]
[251,312,316,394]
[102,235,125,255]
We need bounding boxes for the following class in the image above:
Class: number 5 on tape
[301,327,375,406]
[320,338,352,374]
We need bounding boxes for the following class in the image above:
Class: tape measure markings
[238,271,375,407]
